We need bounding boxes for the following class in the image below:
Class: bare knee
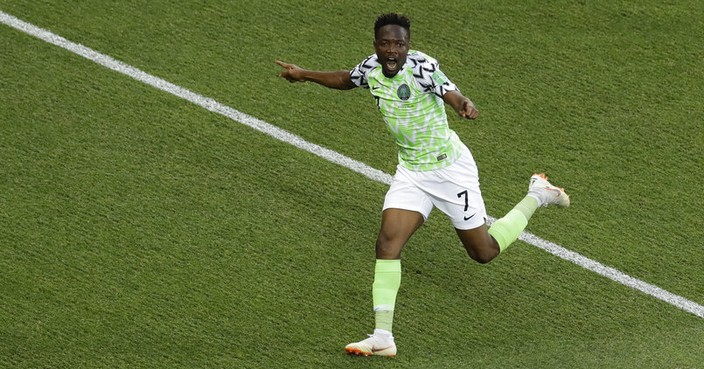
[375,233,403,259]
[456,226,501,264]
[373,209,424,259]
[466,247,499,264]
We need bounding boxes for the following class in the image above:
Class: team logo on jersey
[397,84,411,101]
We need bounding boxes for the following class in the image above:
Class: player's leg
[455,223,501,263]
[375,208,425,259]
[372,208,424,330]
[345,209,424,357]
[457,173,570,263]
[346,168,431,357]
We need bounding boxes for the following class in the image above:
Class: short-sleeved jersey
[350,50,464,171]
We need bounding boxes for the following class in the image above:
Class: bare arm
[443,90,479,120]
[276,60,357,90]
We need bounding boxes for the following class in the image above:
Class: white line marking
[2,10,702,319]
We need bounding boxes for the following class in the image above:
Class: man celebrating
[276,13,569,357]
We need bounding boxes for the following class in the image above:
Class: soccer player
[276,13,569,357]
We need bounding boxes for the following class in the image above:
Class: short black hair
[374,13,411,40]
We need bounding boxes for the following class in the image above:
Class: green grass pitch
[1,1,703,368]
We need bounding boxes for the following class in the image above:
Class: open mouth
[385,57,398,71]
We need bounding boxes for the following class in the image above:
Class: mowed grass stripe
[2,9,702,324]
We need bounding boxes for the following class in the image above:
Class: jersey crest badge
[397,84,411,101]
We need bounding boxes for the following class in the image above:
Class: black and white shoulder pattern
[349,54,379,88]
[348,51,459,96]
[408,51,458,98]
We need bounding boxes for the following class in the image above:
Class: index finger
[275,60,290,68]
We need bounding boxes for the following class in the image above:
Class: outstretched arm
[276,60,357,90]
[443,90,479,120]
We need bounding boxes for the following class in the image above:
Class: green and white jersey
[350,50,464,171]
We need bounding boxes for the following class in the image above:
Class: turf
[1,1,703,368]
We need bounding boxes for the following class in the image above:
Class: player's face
[374,24,410,78]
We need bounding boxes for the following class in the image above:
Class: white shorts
[383,146,487,230]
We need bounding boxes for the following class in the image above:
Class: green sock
[488,196,539,252]
[372,259,401,333]
[514,195,540,220]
